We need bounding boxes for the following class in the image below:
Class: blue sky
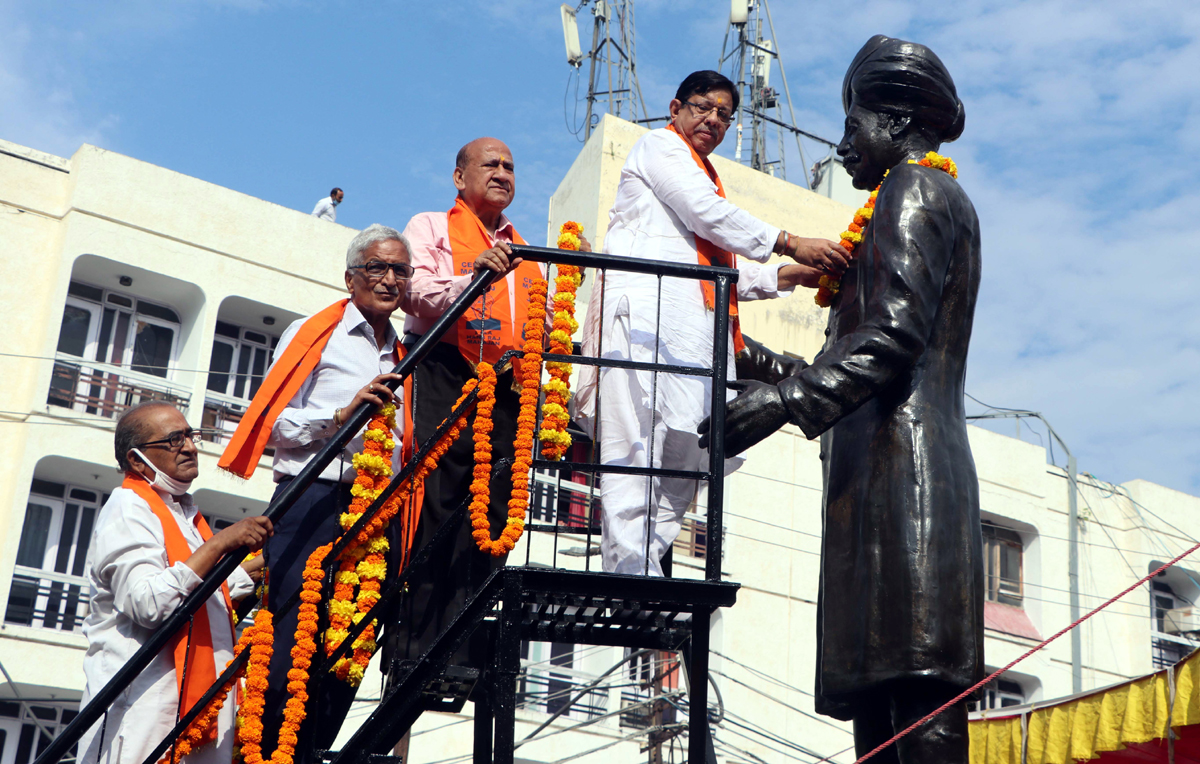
[4,0,1200,496]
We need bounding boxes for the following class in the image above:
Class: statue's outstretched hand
[698,380,790,457]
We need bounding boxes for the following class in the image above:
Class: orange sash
[218,300,350,479]
[121,474,232,739]
[444,198,542,375]
[665,123,747,354]
[218,301,415,479]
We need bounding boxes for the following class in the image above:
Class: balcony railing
[1152,631,1195,670]
[517,663,609,721]
[4,565,90,633]
[47,355,190,419]
[201,391,248,446]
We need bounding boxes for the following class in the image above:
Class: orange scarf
[218,300,413,479]
[122,474,232,740]
[665,123,746,354]
[444,198,542,376]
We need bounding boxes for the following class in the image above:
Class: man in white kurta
[79,403,270,764]
[578,70,847,576]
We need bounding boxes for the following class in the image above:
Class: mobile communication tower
[560,1,649,140]
[719,0,833,181]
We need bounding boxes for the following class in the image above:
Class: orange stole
[121,474,232,742]
[444,198,542,375]
[218,300,350,479]
[664,123,747,354]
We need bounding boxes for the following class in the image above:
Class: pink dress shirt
[400,209,548,338]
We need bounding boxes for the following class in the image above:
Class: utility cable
[842,541,1200,764]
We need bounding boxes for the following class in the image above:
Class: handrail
[53,353,192,397]
[42,247,740,764]
[34,267,501,764]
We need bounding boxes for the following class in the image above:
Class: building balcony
[47,354,191,419]
[4,565,90,634]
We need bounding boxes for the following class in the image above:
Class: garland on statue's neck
[540,221,584,460]
[815,151,959,307]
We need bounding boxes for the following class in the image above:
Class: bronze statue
[701,35,983,764]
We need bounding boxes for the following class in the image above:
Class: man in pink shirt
[387,137,545,683]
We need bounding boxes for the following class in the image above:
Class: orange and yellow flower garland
[234,392,475,755]
[540,221,584,460]
[326,403,400,686]
[158,625,253,764]
[470,279,546,556]
[814,151,959,307]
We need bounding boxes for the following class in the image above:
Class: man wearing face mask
[312,187,344,223]
[79,401,273,764]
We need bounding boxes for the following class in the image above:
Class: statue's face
[837,103,900,190]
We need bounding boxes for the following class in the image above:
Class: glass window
[984,524,1023,607]
[137,301,180,323]
[131,320,175,378]
[56,305,94,357]
[15,504,54,569]
[207,340,235,393]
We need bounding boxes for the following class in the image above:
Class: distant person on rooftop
[312,187,344,222]
[79,401,272,764]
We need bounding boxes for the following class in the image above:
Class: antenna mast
[561,1,648,140]
[719,0,831,181]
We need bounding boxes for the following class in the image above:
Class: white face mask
[132,448,194,496]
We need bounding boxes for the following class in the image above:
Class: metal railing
[37,246,738,764]
[47,356,190,419]
[4,566,90,633]
[200,391,249,445]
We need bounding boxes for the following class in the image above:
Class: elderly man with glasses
[576,69,850,577]
[217,223,413,763]
[79,401,272,764]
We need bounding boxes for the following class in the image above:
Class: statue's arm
[735,334,807,385]
[780,166,958,439]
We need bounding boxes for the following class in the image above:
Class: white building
[1,123,1197,764]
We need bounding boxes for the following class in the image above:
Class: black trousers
[385,342,518,669]
[851,679,969,764]
[260,478,360,763]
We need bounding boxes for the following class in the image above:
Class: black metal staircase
[35,246,741,764]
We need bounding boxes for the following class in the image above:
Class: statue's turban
[843,35,965,143]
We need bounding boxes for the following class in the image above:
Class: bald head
[453,137,515,229]
[115,401,178,471]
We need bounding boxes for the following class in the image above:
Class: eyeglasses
[135,429,205,450]
[684,100,734,126]
[348,260,416,281]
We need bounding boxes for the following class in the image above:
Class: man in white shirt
[311,187,344,223]
[578,70,849,576]
[79,402,272,764]
[252,224,410,764]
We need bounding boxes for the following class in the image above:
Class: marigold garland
[815,151,959,307]
[158,624,253,764]
[470,280,545,556]
[540,221,584,460]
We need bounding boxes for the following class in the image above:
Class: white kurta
[79,486,255,764]
[575,128,792,575]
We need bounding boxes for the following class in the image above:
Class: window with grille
[983,524,1023,607]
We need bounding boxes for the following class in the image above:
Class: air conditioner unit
[1164,606,1200,635]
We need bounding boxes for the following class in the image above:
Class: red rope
[836,540,1200,764]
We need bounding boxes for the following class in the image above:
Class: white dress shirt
[577,127,790,433]
[79,484,255,764]
[269,301,404,483]
[312,197,337,223]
